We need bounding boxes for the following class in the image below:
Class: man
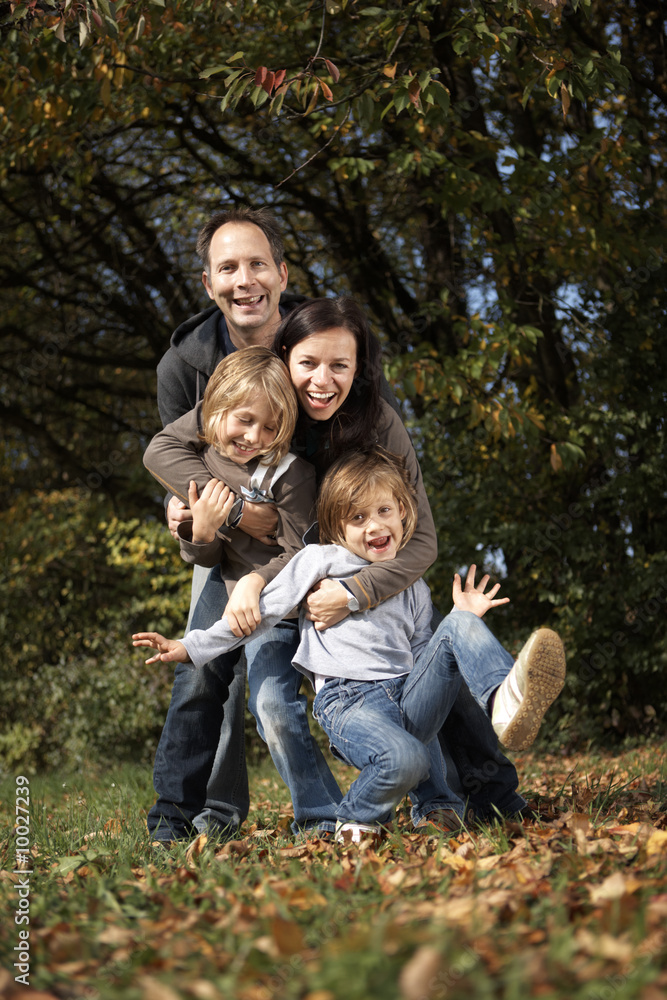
[150,206,321,844]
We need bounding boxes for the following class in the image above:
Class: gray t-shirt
[182,544,434,685]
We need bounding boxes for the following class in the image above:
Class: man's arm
[155,309,219,535]
[157,351,198,428]
[155,305,220,426]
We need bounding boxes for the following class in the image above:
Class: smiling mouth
[234,295,263,306]
[232,441,259,455]
[306,391,336,405]
[367,536,391,552]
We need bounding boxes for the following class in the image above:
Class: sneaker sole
[334,823,385,846]
[498,629,566,751]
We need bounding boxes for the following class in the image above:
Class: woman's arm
[306,401,437,624]
[251,461,317,585]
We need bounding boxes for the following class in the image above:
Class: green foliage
[415,279,667,741]
[0,487,190,773]
[0,0,666,748]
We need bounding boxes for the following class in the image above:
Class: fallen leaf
[96,925,136,946]
[214,839,252,859]
[187,982,224,1000]
[271,917,305,955]
[139,976,183,1000]
[588,872,642,904]
[575,928,633,962]
[399,945,442,1000]
[185,832,208,865]
[275,845,312,859]
[646,829,667,856]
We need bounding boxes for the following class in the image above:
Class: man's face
[202,222,288,347]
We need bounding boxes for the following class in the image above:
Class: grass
[0,740,666,1000]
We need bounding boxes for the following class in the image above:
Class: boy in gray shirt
[134,447,566,844]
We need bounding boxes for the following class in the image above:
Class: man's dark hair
[196,206,285,273]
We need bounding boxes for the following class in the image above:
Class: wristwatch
[341,581,360,612]
[224,496,244,530]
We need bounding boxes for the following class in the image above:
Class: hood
[168,293,310,377]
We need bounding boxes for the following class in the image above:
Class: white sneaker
[334,821,383,845]
[491,629,566,751]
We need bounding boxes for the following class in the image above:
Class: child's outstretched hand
[132,632,190,665]
[452,564,510,618]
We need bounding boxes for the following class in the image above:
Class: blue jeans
[149,566,344,840]
[148,564,260,840]
[189,564,248,837]
[429,610,525,821]
[312,608,524,825]
[246,621,342,834]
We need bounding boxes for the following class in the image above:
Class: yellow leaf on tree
[550,443,563,472]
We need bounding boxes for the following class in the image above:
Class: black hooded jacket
[156,294,307,427]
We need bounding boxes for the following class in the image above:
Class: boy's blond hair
[317,447,419,550]
[200,346,298,464]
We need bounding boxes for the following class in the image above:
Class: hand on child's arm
[132,632,190,664]
[167,495,193,541]
[452,563,510,618]
[305,579,350,631]
[224,572,266,638]
[189,479,235,544]
[238,500,279,546]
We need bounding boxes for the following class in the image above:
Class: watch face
[347,596,360,612]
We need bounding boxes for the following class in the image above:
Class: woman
[266,298,525,830]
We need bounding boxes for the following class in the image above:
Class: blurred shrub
[0,488,191,773]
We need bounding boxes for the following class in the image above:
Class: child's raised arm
[452,563,510,618]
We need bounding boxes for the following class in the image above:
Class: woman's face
[287,327,358,421]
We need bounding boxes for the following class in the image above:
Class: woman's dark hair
[272,297,384,478]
